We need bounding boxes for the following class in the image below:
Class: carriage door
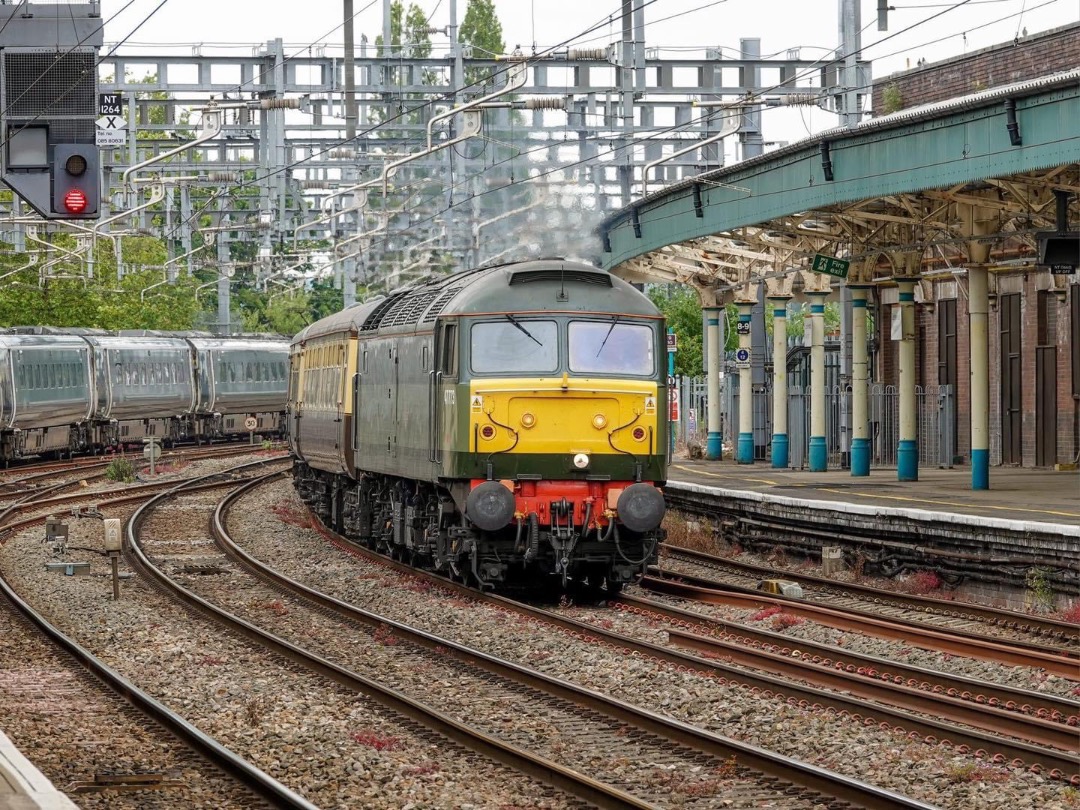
[1035,291,1057,467]
[999,293,1022,464]
[289,348,303,458]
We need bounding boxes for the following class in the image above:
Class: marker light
[520,412,536,429]
[592,414,607,430]
[631,426,647,442]
[573,453,590,469]
[479,424,496,440]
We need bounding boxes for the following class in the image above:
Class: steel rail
[615,592,1079,722]
[660,542,1080,645]
[133,471,660,810]
[216,473,938,810]
[302,512,1080,785]
[0,458,290,538]
[641,574,1079,678]
[0,484,317,809]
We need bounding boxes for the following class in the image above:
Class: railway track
[608,593,1079,769]
[171,471,936,809]
[659,543,1079,647]
[239,479,1080,803]
[0,461,315,809]
[643,567,1078,676]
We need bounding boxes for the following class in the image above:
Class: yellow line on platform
[670,465,1079,519]
[671,465,779,487]
[816,488,1080,519]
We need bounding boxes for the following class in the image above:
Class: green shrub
[105,457,136,483]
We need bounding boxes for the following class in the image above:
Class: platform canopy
[598,70,1080,300]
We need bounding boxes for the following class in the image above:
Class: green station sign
[811,253,850,279]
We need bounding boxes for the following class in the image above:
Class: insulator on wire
[259,98,300,110]
[523,98,564,111]
[301,179,330,189]
[776,93,819,107]
[204,172,239,183]
[329,148,356,159]
[568,47,606,61]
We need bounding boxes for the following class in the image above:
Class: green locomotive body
[290,259,668,591]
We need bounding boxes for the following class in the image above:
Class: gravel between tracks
[220,480,1079,810]
[1,469,1075,810]
[0,471,574,810]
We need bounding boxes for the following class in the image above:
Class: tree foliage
[459,0,505,88]
[0,236,198,330]
[647,285,703,377]
[372,1,436,129]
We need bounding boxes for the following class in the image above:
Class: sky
[94,0,1077,151]
[98,0,1076,80]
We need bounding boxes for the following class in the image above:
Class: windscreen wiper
[505,313,543,346]
[595,315,620,357]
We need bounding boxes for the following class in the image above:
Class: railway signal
[52,144,100,218]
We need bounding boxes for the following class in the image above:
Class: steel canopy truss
[600,70,1080,301]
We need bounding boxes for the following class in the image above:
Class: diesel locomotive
[289,259,668,592]
[0,327,289,461]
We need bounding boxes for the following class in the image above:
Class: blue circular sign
[735,348,750,362]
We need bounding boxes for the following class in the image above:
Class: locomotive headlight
[591,414,607,430]
[573,453,590,469]
[520,412,536,429]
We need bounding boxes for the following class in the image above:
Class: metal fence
[675,375,955,470]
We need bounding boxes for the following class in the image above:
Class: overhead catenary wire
[152,0,1029,263]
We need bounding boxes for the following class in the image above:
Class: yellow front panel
[470,378,658,455]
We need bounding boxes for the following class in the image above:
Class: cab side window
[440,325,457,375]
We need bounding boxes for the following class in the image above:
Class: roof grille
[4,51,96,142]
[508,269,611,287]
[359,292,408,331]
[381,289,441,329]
[420,286,461,322]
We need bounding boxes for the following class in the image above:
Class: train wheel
[604,579,624,598]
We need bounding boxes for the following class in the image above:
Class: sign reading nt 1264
[811,253,850,279]
[99,93,122,116]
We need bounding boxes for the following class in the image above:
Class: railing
[674,376,955,470]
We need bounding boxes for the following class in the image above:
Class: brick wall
[875,277,1078,468]
[871,22,1080,113]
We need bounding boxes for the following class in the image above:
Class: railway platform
[665,461,1077,608]
[0,728,76,810]
[667,461,1079,531]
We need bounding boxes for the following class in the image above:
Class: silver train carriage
[0,332,95,458]
[0,328,289,461]
[188,337,290,438]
